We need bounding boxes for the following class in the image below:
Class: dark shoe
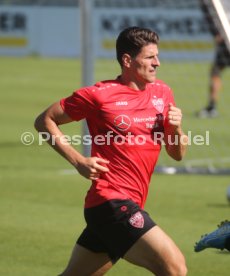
[194,220,230,252]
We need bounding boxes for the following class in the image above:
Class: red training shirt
[60,78,175,209]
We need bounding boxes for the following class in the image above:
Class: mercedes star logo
[114,115,131,131]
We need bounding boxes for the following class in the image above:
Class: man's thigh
[78,200,156,262]
[123,226,187,275]
[59,244,113,276]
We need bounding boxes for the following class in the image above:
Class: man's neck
[118,75,147,91]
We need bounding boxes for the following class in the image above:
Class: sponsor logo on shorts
[129,211,144,228]
[120,205,128,212]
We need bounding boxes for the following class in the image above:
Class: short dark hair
[116,26,159,67]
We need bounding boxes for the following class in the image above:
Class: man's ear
[122,53,132,68]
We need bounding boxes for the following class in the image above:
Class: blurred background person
[196,0,230,118]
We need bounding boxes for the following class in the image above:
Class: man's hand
[167,103,182,130]
[76,157,110,180]
[215,34,224,44]
[164,103,188,161]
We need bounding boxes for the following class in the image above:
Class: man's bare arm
[34,102,109,180]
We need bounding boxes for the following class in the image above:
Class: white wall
[0,6,80,57]
[0,6,213,60]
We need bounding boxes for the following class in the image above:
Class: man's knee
[148,254,187,276]
[165,256,187,276]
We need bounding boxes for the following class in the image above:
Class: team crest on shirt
[152,98,164,113]
[129,211,144,228]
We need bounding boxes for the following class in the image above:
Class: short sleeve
[60,87,98,121]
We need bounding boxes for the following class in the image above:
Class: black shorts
[212,42,230,76]
[77,199,156,263]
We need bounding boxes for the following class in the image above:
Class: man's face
[129,43,160,84]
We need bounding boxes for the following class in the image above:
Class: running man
[35,26,188,276]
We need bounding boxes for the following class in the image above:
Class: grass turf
[0,56,230,275]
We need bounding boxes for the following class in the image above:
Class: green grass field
[0,56,230,275]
